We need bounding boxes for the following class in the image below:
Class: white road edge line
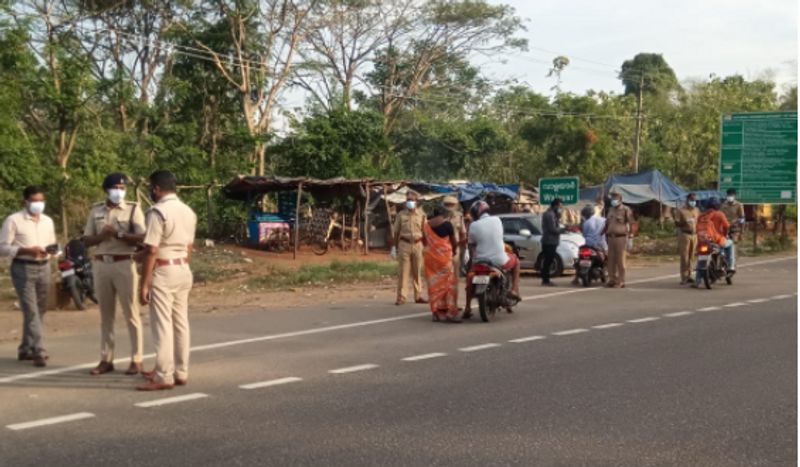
[724,302,747,308]
[552,328,589,336]
[134,393,209,408]
[697,306,722,312]
[627,317,660,323]
[748,298,769,303]
[508,336,547,343]
[6,412,95,431]
[402,353,447,362]
[459,343,501,352]
[239,377,303,390]
[592,322,625,329]
[2,256,793,384]
[329,364,379,374]
[664,311,694,318]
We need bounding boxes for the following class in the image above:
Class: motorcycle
[575,245,607,287]
[695,239,732,290]
[58,238,97,310]
[469,261,519,322]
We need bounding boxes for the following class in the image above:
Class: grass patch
[247,260,396,291]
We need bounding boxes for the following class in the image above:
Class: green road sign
[719,111,797,204]
[539,176,580,205]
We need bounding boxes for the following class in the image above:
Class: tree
[619,53,680,98]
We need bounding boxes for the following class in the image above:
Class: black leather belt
[13,258,48,266]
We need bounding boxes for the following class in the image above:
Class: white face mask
[726,196,735,203]
[27,201,45,215]
[108,188,126,205]
[406,201,416,210]
[688,201,697,208]
[610,199,620,207]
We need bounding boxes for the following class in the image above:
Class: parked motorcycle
[695,240,732,290]
[575,245,607,287]
[469,261,519,322]
[58,238,97,310]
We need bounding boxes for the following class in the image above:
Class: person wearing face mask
[674,193,700,285]
[136,170,197,391]
[721,188,745,246]
[603,192,635,288]
[0,186,57,367]
[82,172,147,376]
[391,191,427,306]
[540,198,563,286]
[442,196,467,277]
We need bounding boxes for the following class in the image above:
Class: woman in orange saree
[423,206,461,323]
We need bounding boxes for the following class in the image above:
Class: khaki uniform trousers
[678,233,697,282]
[397,240,424,301]
[94,260,143,363]
[150,264,193,385]
[607,235,628,285]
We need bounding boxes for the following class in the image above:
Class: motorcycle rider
[692,197,733,288]
[572,205,606,285]
[462,200,521,318]
[721,188,745,275]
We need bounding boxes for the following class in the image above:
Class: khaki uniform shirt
[606,205,634,236]
[143,194,197,260]
[393,209,425,243]
[721,201,745,225]
[83,201,146,255]
[675,206,700,234]
[449,211,465,243]
[0,211,57,261]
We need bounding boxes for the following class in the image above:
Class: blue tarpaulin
[579,170,687,205]
[407,182,520,201]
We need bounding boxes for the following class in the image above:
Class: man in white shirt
[580,205,607,252]
[463,201,520,318]
[0,186,57,367]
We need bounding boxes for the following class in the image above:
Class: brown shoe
[125,362,144,376]
[33,355,47,367]
[17,352,33,361]
[174,378,188,386]
[415,298,428,304]
[395,298,406,306]
[141,369,156,381]
[136,381,174,391]
[90,361,115,375]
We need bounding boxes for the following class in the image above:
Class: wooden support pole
[384,184,395,242]
[293,182,303,260]
[364,183,370,255]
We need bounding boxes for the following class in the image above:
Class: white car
[498,213,584,276]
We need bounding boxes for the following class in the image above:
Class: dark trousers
[11,262,50,357]
[541,244,558,284]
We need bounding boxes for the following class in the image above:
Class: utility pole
[633,70,644,173]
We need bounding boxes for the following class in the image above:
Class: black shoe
[541,282,557,287]
[33,355,47,367]
[17,352,33,361]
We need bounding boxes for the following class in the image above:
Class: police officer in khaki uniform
[83,173,147,376]
[136,170,197,391]
[722,188,745,245]
[391,191,426,305]
[442,196,466,276]
[604,192,635,288]
[675,193,700,285]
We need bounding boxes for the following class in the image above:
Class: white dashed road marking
[664,311,694,318]
[748,298,769,303]
[6,412,95,431]
[627,317,660,323]
[592,323,625,329]
[697,306,722,312]
[552,329,589,336]
[329,364,379,374]
[402,353,447,362]
[771,294,792,300]
[239,377,303,390]
[459,343,501,352]
[135,393,209,408]
[509,336,547,343]
[724,302,747,308]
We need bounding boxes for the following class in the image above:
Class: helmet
[580,205,594,220]
[469,200,489,220]
[708,197,721,210]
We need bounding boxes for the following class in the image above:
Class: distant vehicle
[498,213,584,277]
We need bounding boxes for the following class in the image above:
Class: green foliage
[620,53,681,97]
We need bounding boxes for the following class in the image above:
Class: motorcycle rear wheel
[478,293,495,323]
[66,278,86,310]
[703,268,714,290]
[580,272,590,288]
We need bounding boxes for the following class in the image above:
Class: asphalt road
[0,256,796,466]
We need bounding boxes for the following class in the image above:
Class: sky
[478,0,798,96]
